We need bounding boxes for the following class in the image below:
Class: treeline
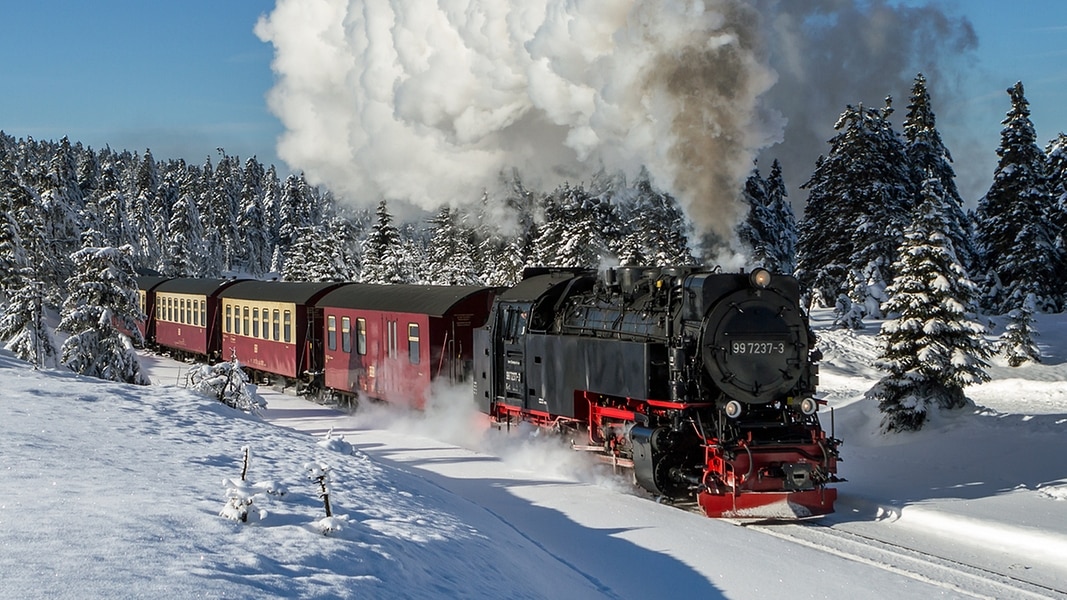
[1,74,1066,422]
[0,133,698,297]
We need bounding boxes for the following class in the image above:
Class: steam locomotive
[473,266,841,517]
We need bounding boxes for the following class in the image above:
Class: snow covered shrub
[187,358,265,413]
[305,461,346,534]
[317,428,356,455]
[1000,293,1041,367]
[832,294,865,330]
[219,447,287,524]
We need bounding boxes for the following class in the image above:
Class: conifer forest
[2,75,1066,430]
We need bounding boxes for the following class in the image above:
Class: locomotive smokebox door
[701,289,806,404]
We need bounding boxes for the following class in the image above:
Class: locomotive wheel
[653,457,689,499]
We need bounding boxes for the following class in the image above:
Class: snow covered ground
[2,310,1067,599]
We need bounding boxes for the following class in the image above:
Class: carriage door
[496,303,531,409]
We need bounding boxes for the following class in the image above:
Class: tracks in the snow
[739,518,1067,599]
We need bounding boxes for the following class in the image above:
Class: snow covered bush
[306,461,346,534]
[219,447,287,524]
[187,358,266,413]
[1000,293,1041,367]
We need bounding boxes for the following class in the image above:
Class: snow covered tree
[426,206,479,285]
[160,191,206,277]
[867,177,990,433]
[58,245,149,385]
[38,137,84,290]
[1045,133,1067,289]
[237,157,271,277]
[361,200,408,284]
[902,73,976,274]
[0,280,60,368]
[739,160,797,274]
[974,82,1061,313]
[283,224,354,282]
[798,100,914,311]
[82,162,135,250]
[0,207,28,299]
[533,183,620,268]
[128,149,163,268]
[1000,293,1041,367]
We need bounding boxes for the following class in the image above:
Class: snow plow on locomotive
[473,266,842,518]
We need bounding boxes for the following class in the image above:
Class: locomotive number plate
[730,341,787,355]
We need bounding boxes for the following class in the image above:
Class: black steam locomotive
[473,266,841,517]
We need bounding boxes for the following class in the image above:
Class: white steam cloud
[255,0,781,239]
[255,0,978,235]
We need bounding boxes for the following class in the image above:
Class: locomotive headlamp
[799,397,818,415]
[749,268,772,289]
[724,400,743,419]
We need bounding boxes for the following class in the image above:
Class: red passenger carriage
[152,278,245,361]
[316,284,497,409]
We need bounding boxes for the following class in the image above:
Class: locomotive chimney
[603,267,619,292]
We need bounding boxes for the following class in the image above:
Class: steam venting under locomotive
[474,265,841,517]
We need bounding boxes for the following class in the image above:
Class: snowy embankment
[1,310,1066,599]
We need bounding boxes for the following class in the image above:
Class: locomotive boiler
[473,266,841,517]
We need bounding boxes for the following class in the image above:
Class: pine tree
[763,160,797,274]
[426,206,479,285]
[867,177,990,433]
[361,200,407,284]
[798,101,914,310]
[738,160,796,274]
[283,225,354,282]
[738,165,771,265]
[237,158,270,277]
[1045,133,1067,295]
[129,149,163,268]
[58,245,149,385]
[974,82,1061,313]
[1000,293,1041,367]
[903,73,976,274]
[0,279,60,368]
[161,192,206,277]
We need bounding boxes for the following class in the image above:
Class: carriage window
[408,323,420,365]
[283,310,292,343]
[341,317,351,353]
[327,315,337,351]
[192,300,198,326]
[252,308,260,338]
[261,309,269,339]
[226,305,232,333]
[200,301,207,328]
[356,318,366,355]
[272,309,280,341]
[166,297,173,322]
[243,306,250,337]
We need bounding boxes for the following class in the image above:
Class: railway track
[741,518,1067,599]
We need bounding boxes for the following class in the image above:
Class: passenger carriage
[218,280,348,392]
[152,278,245,361]
[316,284,498,409]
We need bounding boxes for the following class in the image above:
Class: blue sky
[0,1,280,166]
[1,1,1065,204]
